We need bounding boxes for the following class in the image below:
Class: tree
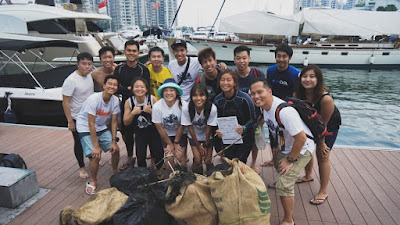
[377,6,386,11]
[376,4,398,11]
[385,4,398,11]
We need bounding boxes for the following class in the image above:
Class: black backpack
[0,153,27,169]
[275,97,327,143]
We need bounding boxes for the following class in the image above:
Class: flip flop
[267,181,276,189]
[310,196,328,205]
[295,177,314,183]
[85,182,96,195]
[261,160,274,167]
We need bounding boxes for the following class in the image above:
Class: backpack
[275,97,327,143]
[0,153,27,169]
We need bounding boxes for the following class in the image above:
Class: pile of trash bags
[59,158,271,225]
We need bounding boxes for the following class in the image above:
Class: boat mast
[168,0,184,31]
[209,0,227,33]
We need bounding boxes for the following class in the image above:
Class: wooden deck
[1,123,400,225]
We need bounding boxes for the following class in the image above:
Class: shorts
[161,135,188,148]
[325,129,339,150]
[79,129,112,158]
[274,150,312,197]
[188,138,206,146]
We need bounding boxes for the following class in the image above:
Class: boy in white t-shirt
[168,39,202,102]
[250,78,315,225]
[76,75,120,195]
[62,52,94,179]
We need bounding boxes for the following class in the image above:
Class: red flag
[152,2,160,10]
[98,0,107,13]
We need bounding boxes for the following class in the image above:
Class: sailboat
[187,8,400,67]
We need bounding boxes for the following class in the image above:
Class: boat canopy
[219,10,300,37]
[298,8,400,36]
[0,40,78,52]
[0,4,111,22]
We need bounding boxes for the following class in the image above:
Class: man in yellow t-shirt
[147,47,175,99]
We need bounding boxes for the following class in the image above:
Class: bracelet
[242,125,246,131]
[173,140,180,144]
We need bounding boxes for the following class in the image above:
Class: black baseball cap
[171,39,187,49]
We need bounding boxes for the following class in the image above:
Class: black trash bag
[206,160,230,177]
[113,191,171,225]
[164,166,196,205]
[110,167,158,195]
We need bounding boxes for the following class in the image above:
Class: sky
[177,0,295,29]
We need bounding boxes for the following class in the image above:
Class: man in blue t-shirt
[264,44,300,167]
[266,44,300,100]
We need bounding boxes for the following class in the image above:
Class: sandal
[119,158,136,170]
[296,177,314,183]
[310,196,328,205]
[85,182,96,195]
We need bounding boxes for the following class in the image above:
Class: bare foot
[79,168,89,179]
[99,159,106,166]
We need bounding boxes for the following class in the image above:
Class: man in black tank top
[114,40,150,169]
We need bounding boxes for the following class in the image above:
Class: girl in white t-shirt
[152,82,187,174]
[181,84,218,174]
[123,77,164,177]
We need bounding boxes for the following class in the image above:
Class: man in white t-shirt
[76,75,120,195]
[168,39,202,102]
[250,78,315,225]
[62,52,94,179]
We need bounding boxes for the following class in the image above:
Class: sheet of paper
[217,116,243,144]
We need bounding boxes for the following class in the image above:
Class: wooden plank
[333,149,382,225]
[341,148,398,224]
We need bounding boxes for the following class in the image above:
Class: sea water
[255,66,400,150]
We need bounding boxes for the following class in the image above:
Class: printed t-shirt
[152,98,188,136]
[266,65,300,99]
[76,92,120,133]
[168,57,202,102]
[62,71,94,119]
[181,104,218,141]
[263,96,315,155]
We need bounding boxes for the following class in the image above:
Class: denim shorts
[79,129,112,158]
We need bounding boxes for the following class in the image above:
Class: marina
[1,124,400,225]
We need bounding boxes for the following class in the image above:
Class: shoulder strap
[118,62,126,74]
[178,57,191,85]
[129,96,134,110]
[253,67,260,78]
[315,92,331,106]
[200,74,206,85]
[275,102,291,128]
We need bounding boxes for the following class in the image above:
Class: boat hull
[0,88,66,127]
[187,39,400,67]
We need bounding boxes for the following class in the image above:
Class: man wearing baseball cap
[168,39,202,102]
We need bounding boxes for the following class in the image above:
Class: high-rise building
[106,0,177,32]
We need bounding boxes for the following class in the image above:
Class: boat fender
[303,57,309,66]
[3,92,17,123]
[369,55,375,64]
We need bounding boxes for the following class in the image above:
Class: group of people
[62,38,341,225]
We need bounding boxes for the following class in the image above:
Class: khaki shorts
[274,150,312,197]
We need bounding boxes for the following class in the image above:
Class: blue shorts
[79,129,112,158]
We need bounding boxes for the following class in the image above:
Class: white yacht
[0,3,125,61]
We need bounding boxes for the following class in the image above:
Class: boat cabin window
[341,52,348,55]
[58,19,76,32]
[86,21,104,32]
[349,44,358,47]
[270,50,275,53]
[322,44,331,47]
[382,52,390,56]
[335,44,345,47]
[28,20,69,34]
[321,52,328,55]
[302,51,309,55]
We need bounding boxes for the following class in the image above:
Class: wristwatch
[286,156,297,163]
